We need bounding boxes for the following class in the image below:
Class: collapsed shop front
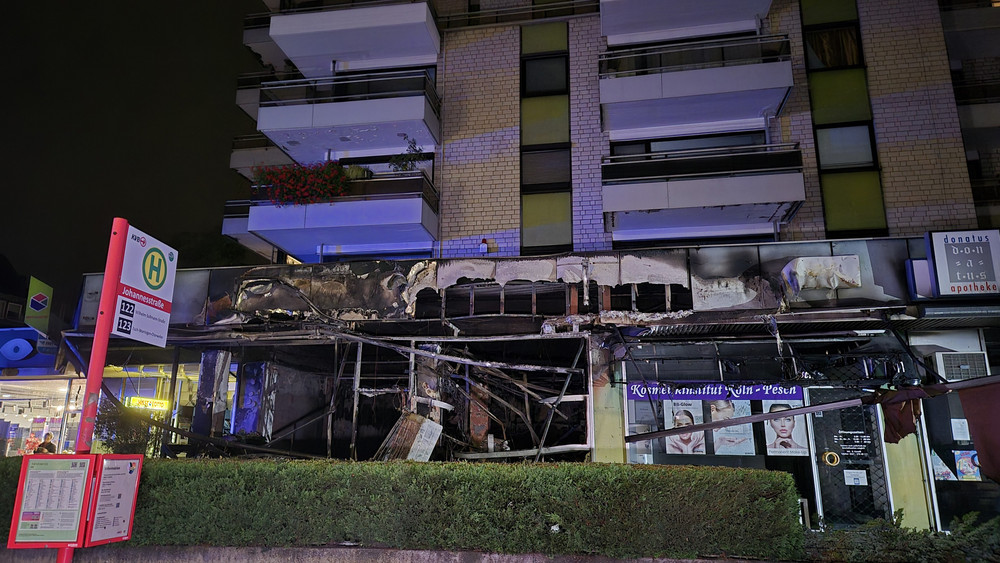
[63,235,1000,530]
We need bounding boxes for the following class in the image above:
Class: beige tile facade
[569,15,612,252]
[859,0,977,235]
[430,0,980,256]
[769,0,826,241]
[438,25,522,257]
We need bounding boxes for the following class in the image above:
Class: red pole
[76,217,128,453]
[59,217,128,563]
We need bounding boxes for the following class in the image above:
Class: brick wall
[768,0,826,241]
[859,0,977,234]
[437,26,522,258]
[569,16,612,251]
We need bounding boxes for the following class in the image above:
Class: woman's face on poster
[710,403,735,422]
[770,415,795,438]
[673,412,693,439]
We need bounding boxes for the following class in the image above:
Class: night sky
[2,2,265,328]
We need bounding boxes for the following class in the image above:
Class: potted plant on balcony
[252,161,349,206]
[389,134,424,172]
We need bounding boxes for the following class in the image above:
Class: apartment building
[54,0,999,532]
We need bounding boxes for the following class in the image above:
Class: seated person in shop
[34,433,57,454]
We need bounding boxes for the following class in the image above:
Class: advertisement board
[926,229,1000,297]
[7,454,144,550]
[85,454,144,546]
[7,455,96,549]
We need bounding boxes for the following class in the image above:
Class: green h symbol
[144,248,167,289]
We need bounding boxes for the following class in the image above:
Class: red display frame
[84,454,144,547]
[7,454,97,550]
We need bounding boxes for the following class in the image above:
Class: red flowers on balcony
[252,161,348,206]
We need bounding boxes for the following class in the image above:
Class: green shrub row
[805,510,1000,563]
[0,458,803,559]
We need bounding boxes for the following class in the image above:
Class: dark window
[522,148,571,190]
[523,55,568,96]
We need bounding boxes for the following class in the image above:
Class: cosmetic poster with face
[763,399,808,456]
[663,399,705,455]
[709,399,755,455]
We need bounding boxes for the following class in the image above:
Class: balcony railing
[244,1,432,27]
[259,69,441,116]
[437,0,599,30]
[601,143,802,184]
[237,70,305,90]
[232,134,284,151]
[953,79,1000,105]
[938,0,999,10]
[230,170,440,217]
[599,35,791,78]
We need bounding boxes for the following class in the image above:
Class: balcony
[224,171,439,261]
[954,79,1000,155]
[939,0,1000,61]
[600,0,774,46]
[257,69,441,163]
[437,0,598,30]
[599,35,792,140]
[972,178,1000,229]
[229,135,295,181]
[601,143,805,241]
[267,1,439,76]
[236,70,305,119]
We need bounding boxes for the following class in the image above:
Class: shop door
[808,388,892,527]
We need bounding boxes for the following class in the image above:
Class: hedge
[0,457,803,560]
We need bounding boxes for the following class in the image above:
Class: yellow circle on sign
[142,248,167,290]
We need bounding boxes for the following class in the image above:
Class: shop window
[521,95,570,146]
[800,0,858,26]
[816,125,874,169]
[804,26,861,70]
[522,191,572,251]
[821,170,887,234]
[809,70,871,124]
[523,55,568,96]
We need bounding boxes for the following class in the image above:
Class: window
[821,171,887,233]
[523,55,567,96]
[816,125,874,169]
[521,21,571,253]
[804,26,861,70]
[801,0,886,237]
[522,148,571,189]
[808,69,871,124]
[522,192,572,250]
[611,131,767,156]
[521,95,570,145]
[800,0,858,26]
